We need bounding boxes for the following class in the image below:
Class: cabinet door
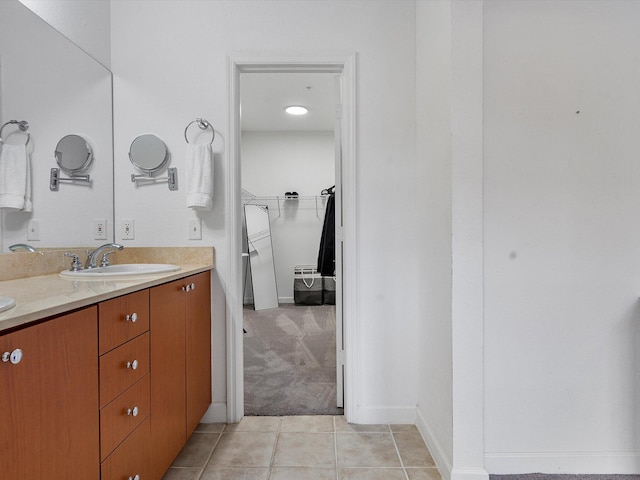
[150,279,186,480]
[0,307,99,479]
[186,271,212,435]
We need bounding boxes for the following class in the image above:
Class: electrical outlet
[27,220,40,241]
[188,218,202,240]
[94,219,107,240]
[122,219,135,240]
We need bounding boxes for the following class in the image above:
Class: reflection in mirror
[129,134,169,173]
[55,134,93,173]
[0,0,113,251]
[243,204,279,311]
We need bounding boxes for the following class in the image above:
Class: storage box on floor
[294,265,335,306]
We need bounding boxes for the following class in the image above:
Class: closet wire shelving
[242,194,330,218]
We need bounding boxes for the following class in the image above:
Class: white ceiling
[240,72,335,132]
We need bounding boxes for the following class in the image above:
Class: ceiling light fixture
[285,105,308,115]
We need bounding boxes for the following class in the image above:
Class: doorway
[226,53,357,423]
[240,71,340,416]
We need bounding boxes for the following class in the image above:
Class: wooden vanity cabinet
[98,290,151,480]
[149,271,212,479]
[0,270,211,480]
[0,307,100,480]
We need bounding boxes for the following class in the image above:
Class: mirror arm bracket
[130,167,178,191]
[50,168,91,191]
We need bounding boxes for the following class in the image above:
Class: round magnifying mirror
[55,134,93,173]
[129,134,169,173]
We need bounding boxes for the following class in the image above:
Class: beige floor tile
[335,416,390,433]
[270,466,337,480]
[337,432,401,468]
[161,467,202,480]
[209,432,278,467]
[225,416,282,432]
[339,467,407,479]
[390,424,418,433]
[280,415,335,432]
[172,433,220,467]
[273,432,336,467]
[196,423,227,433]
[200,466,270,480]
[393,432,435,467]
[406,468,442,480]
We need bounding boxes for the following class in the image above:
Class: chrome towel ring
[0,120,30,146]
[184,118,214,144]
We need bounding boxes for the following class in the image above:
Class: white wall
[19,0,111,68]
[111,0,418,423]
[483,0,640,473]
[415,0,454,475]
[242,131,334,301]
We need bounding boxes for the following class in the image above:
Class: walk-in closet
[240,72,342,416]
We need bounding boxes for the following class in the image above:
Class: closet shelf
[242,195,330,218]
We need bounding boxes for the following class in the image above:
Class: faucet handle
[100,250,116,267]
[64,252,83,271]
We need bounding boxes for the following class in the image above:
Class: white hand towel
[0,143,32,212]
[185,143,213,210]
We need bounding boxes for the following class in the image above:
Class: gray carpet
[491,476,640,480]
[243,304,343,416]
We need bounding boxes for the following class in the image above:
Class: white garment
[185,143,213,210]
[0,143,32,212]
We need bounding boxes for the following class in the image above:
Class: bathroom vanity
[0,248,213,480]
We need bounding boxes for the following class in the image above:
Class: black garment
[317,193,335,276]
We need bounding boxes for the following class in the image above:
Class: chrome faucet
[85,243,124,269]
[9,244,37,252]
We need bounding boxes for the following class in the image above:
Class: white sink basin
[60,263,181,278]
[0,296,16,313]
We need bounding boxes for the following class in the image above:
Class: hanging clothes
[317,190,335,276]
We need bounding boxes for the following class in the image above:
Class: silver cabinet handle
[181,283,196,292]
[128,475,140,480]
[1,349,23,365]
[125,312,138,323]
[126,406,139,417]
[126,359,139,370]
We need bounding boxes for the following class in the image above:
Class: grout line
[389,426,411,480]
[194,429,224,480]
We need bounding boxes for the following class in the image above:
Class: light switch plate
[122,219,135,240]
[27,220,40,241]
[188,219,202,240]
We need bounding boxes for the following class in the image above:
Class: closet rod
[242,195,329,218]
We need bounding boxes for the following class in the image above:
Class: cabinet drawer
[101,417,150,480]
[100,333,149,408]
[99,290,149,355]
[100,374,150,460]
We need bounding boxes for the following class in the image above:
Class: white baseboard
[484,451,640,475]
[355,405,417,425]
[416,406,454,480]
[200,402,227,423]
[450,468,490,480]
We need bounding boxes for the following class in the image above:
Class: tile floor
[162,416,441,480]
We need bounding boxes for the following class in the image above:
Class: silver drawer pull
[2,349,23,365]
[126,406,139,417]
[128,475,140,480]
[125,312,138,323]
[126,359,139,370]
[181,283,196,292]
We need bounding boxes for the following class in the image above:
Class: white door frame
[226,52,358,423]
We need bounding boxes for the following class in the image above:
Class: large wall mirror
[0,0,113,251]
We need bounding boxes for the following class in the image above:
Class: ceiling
[240,72,335,132]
